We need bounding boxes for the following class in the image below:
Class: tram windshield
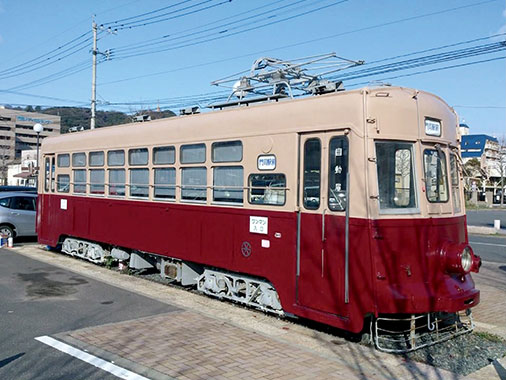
[375,141,417,212]
[423,149,449,203]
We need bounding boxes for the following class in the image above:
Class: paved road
[469,233,506,263]
[467,209,506,228]
[0,248,177,380]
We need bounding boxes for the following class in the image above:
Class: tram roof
[41,86,454,153]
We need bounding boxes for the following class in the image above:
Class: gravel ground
[404,332,506,376]
[125,266,506,376]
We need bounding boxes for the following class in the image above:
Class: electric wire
[111,0,349,60]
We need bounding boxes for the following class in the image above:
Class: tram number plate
[250,216,268,235]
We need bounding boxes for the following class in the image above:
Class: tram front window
[423,149,449,203]
[376,141,417,212]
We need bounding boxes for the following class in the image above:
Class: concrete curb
[467,225,506,235]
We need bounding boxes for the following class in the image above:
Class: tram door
[297,132,349,315]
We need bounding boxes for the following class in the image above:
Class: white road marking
[469,241,506,248]
[35,336,151,380]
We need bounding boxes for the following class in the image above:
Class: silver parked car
[0,192,37,238]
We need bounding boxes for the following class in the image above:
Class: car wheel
[0,225,14,239]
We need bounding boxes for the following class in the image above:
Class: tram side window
[108,150,125,166]
[72,152,86,167]
[130,168,149,198]
[153,146,175,165]
[181,144,206,164]
[44,158,50,192]
[376,142,417,210]
[249,174,286,206]
[129,148,148,166]
[328,137,348,211]
[181,167,207,201]
[57,175,70,193]
[51,157,56,192]
[450,154,461,212]
[57,154,70,167]
[73,169,86,193]
[89,151,104,167]
[303,139,321,210]
[109,169,125,196]
[154,168,176,199]
[212,141,242,162]
[213,166,243,203]
[424,149,449,203]
[90,169,105,195]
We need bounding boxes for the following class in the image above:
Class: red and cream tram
[36,86,481,351]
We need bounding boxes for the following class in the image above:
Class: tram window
[51,157,56,192]
[303,139,321,210]
[450,154,461,212]
[129,148,148,166]
[181,144,206,164]
[57,175,70,193]
[130,169,149,198]
[181,167,207,201]
[376,142,417,210]
[153,146,175,165]
[72,152,86,167]
[109,169,125,196]
[44,158,50,192]
[90,169,105,194]
[73,169,86,193]
[248,174,286,206]
[213,166,243,203]
[108,150,125,166]
[57,154,70,167]
[328,137,348,211]
[424,149,449,203]
[154,168,176,199]
[212,141,242,163]
[89,151,104,167]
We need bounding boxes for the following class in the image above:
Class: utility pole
[91,19,97,130]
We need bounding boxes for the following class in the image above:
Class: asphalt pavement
[469,234,506,263]
[467,208,506,229]
[0,248,177,380]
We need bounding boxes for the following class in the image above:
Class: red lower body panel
[37,194,479,333]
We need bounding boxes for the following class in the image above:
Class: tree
[495,137,506,208]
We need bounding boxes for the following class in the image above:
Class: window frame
[327,136,349,212]
[211,140,243,163]
[423,148,450,203]
[153,146,176,165]
[375,140,420,215]
[303,138,321,210]
[212,165,244,204]
[248,173,287,206]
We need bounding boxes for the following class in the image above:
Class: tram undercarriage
[60,236,473,353]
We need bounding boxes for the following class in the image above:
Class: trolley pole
[91,19,97,130]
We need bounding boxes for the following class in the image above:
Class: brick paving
[13,245,506,379]
[69,311,363,380]
[471,262,506,339]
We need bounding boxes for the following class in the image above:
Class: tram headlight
[461,246,472,273]
[443,243,479,274]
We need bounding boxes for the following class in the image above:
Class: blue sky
[0,0,505,137]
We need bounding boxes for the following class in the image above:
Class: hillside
[39,107,176,133]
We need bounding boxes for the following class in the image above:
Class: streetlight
[33,123,43,178]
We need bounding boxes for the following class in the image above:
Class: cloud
[499,8,506,35]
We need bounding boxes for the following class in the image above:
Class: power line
[102,0,499,85]
[108,0,232,31]
[110,0,306,53]
[111,0,349,60]
[0,32,91,78]
[101,0,195,25]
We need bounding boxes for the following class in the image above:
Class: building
[7,149,37,187]
[461,134,501,178]
[0,107,60,161]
